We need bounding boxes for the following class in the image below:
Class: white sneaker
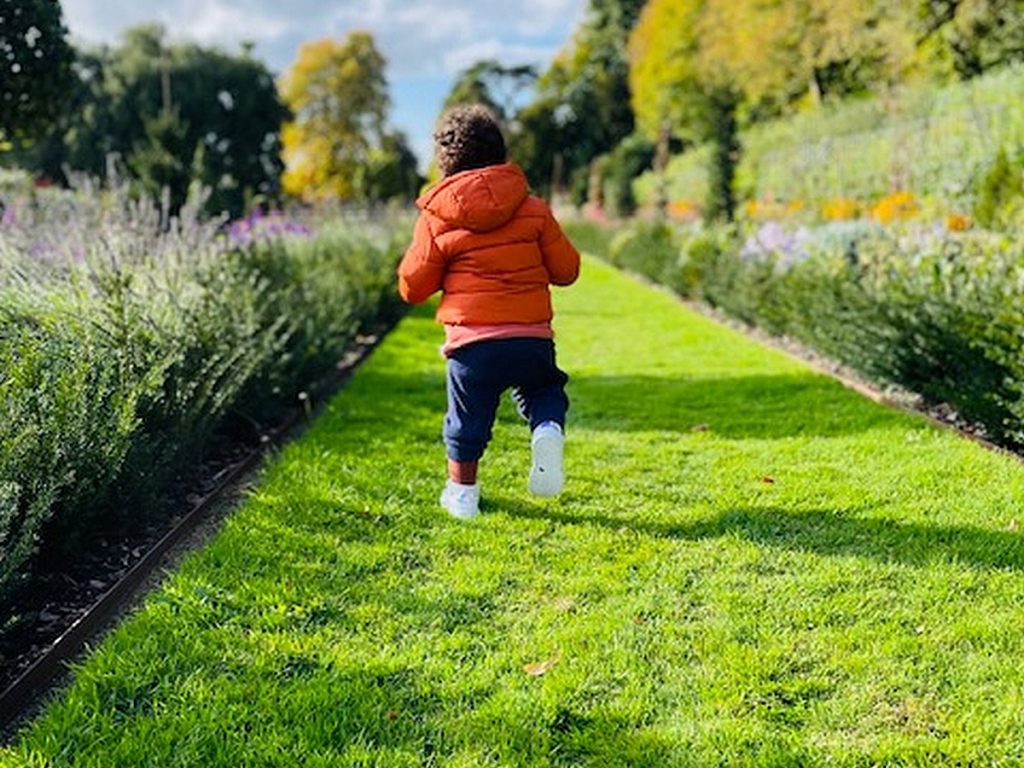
[440,481,480,520]
[529,422,565,497]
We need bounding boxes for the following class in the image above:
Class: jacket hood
[417,163,529,232]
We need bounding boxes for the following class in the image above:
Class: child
[398,104,581,520]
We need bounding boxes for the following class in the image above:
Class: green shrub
[607,219,678,285]
[561,218,616,261]
[0,189,406,601]
[600,133,655,218]
[974,147,1024,229]
[637,62,1024,216]
[0,312,139,594]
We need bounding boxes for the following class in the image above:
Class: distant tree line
[442,0,1024,219]
[2,4,420,216]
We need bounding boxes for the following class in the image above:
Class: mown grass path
[6,259,1024,767]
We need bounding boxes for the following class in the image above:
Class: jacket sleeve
[539,208,581,286]
[398,215,447,304]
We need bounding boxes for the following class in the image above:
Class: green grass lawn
[6,258,1024,767]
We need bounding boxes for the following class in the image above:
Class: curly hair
[433,104,507,177]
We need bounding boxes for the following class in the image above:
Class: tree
[442,59,537,121]
[279,32,400,202]
[515,0,640,199]
[0,0,73,143]
[628,0,705,142]
[919,0,1024,77]
[629,0,743,219]
[4,24,288,217]
[362,131,423,203]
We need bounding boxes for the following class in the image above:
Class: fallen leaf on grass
[524,652,561,677]
[691,423,711,433]
[551,596,577,613]
[1009,518,1019,532]
[761,476,776,485]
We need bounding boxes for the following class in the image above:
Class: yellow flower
[822,198,860,221]
[871,191,920,224]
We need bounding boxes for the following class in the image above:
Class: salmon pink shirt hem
[442,322,554,356]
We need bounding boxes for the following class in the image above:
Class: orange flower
[668,200,701,221]
[946,213,972,232]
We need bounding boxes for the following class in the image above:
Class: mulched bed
[0,431,258,696]
[0,329,390,718]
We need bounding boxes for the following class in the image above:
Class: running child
[397,104,581,519]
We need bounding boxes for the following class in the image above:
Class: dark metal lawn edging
[0,325,394,735]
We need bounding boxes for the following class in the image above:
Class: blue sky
[61,0,587,168]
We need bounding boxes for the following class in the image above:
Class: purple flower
[227,209,312,247]
[740,222,811,270]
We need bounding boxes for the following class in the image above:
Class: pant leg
[509,340,569,432]
[443,347,503,462]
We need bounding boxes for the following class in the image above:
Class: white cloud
[176,3,291,47]
[442,39,562,75]
[62,0,585,73]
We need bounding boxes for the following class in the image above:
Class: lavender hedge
[0,181,407,601]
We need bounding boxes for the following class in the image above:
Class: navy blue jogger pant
[444,338,569,462]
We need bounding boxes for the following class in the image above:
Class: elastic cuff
[445,443,485,462]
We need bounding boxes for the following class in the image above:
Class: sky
[60,0,588,168]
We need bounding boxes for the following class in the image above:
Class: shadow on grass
[495,496,1024,572]
[351,367,906,441]
[571,373,906,439]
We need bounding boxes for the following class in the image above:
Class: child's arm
[539,208,581,286]
[398,215,447,304]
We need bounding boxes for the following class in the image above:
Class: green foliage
[513,0,637,197]
[0,189,406,602]
[0,0,73,142]
[5,24,287,217]
[625,1,1024,221]
[598,132,655,217]
[928,0,1024,78]
[607,218,678,283]
[442,59,537,121]
[8,262,1024,766]
[560,217,616,260]
[639,62,1024,214]
[280,32,421,204]
[633,146,711,209]
[973,146,1024,228]
[0,309,137,595]
[705,89,741,222]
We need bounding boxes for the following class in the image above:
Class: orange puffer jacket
[398,163,580,325]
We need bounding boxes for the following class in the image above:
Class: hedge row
[0,191,406,602]
[563,217,1024,449]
